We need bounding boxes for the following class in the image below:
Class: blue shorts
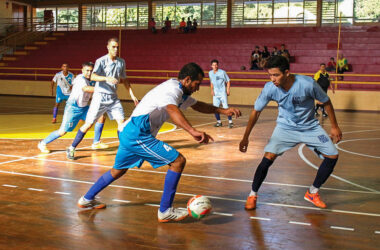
[59,101,89,132]
[113,130,179,169]
[264,125,338,156]
[56,86,70,103]
[213,94,228,108]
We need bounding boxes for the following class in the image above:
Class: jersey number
[163,144,172,152]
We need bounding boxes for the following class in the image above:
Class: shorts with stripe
[113,130,179,169]
[56,86,70,103]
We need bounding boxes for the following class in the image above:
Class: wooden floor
[0,96,379,249]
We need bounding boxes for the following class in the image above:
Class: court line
[298,144,379,193]
[0,169,379,217]
[112,199,131,203]
[250,216,271,221]
[330,226,354,231]
[2,184,17,188]
[28,188,44,192]
[343,129,380,135]
[288,221,311,226]
[54,191,70,195]
[212,212,233,217]
[375,231,380,234]
[336,138,380,159]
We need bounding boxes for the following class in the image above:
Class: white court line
[2,184,17,188]
[336,138,380,159]
[343,129,380,135]
[0,169,379,217]
[54,191,70,195]
[298,144,379,193]
[289,221,311,226]
[250,216,271,221]
[212,212,234,217]
[375,231,380,234]
[28,188,44,192]
[144,203,160,207]
[330,226,354,231]
[112,199,131,203]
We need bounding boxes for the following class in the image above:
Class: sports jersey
[254,74,329,131]
[209,69,230,96]
[314,70,330,92]
[92,54,127,95]
[67,74,95,108]
[53,71,74,95]
[123,78,197,138]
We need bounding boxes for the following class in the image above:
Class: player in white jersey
[51,63,74,123]
[66,37,138,159]
[38,62,105,153]
[77,63,241,222]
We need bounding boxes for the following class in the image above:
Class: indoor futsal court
[0,96,379,249]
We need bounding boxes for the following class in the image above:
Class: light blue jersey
[209,69,230,96]
[254,74,329,131]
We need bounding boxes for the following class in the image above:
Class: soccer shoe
[37,141,50,154]
[91,142,109,150]
[228,122,234,129]
[214,122,222,127]
[157,207,188,223]
[315,111,320,117]
[322,112,328,117]
[245,195,258,210]
[77,196,106,209]
[66,147,75,160]
[52,118,57,123]
[304,190,327,208]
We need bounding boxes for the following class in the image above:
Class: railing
[0,67,379,90]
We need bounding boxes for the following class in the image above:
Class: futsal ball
[187,195,212,219]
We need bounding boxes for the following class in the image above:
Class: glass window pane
[258,0,272,24]
[354,0,380,23]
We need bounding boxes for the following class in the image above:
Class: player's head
[178,62,204,95]
[211,59,219,71]
[320,63,326,72]
[330,57,334,61]
[61,63,68,73]
[82,62,94,79]
[265,55,290,87]
[107,37,119,58]
[281,44,286,50]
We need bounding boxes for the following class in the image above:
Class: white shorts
[85,92,125,124]
[213,94,229,109]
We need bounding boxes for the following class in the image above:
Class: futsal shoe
[322,112,328,117]
[245,195,258,210]
[158,207,188,223]
[77,196,106,209]
[66,147,75,160]
[91,142,109,150]
[52,118,57,123]
[214,122,222,127]
[304,190,327,208]
[228,122,234,128]
[37,141,50,154]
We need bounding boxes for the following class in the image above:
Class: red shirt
[180,21,186,27]
[148,20,156,28]
[327,61,336,67]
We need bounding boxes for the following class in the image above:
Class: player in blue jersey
[239,56,342,209]
[66,37,139,159]
[51,63,74,123]
[209,59,233,128]
[77,63,241,222]
[38,62,106,153]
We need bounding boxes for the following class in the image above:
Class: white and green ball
[187,195,212,219]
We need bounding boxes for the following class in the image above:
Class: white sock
[249,190,257,197]
[69,146,75,151]
[309,185,319,194]
[217,120,221,123]
[229,120,233,123]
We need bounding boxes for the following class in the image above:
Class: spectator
[337,53,348,80]
[192,19,198,32]
[259,46,270,68]
[326,57,336,72]
[250,46,262,70]
[161,17,171,33]
[186,17,192,33]
[179,18,186,33]
[314,63,335,117]
[148,18,157,33]
[279,44,290,61]
[271,46,279,56]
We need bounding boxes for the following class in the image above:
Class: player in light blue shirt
[239,56,342,209]
[209,59,233,128]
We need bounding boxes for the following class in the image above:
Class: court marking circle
[336,138,380,159]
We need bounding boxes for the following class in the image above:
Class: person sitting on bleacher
[179,18,186,33]
[259,46,270,68]
[326,57,336,72]
[250,46,262,70]
[271,46,279,56]
[186,17,192,33]
[279,44,290,61]
[192,19,198,32]
[337,53,349,80]
[148,18,157,33]
[162,17,171,33]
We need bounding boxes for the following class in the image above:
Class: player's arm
[51,80,56,96]
[191,101,241,118]
[120,78,139,106]
[82,86,95,93]
[91,73,118,85]
[322,99,342,143]
[226,80,231,96]
[210,81,214,96]
[167,104,213,144]
[239,109,261,153]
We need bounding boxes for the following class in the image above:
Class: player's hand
[222,108,241,119]
[239,138,249,153]
[132,96,139,106]
[226,89,230,96]
[330,126,342,143]
[191,130,214,144]
[211,90,214,96]
[106,77,118,85]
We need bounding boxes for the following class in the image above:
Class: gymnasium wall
[1,79,380,111]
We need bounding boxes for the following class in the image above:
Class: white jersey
[124,78,197,138]
[93,54,127,95]
[53,71,74,95]
[67,74,94,108]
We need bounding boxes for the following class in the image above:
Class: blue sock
[313,157,338,188]
[72,129,86,148]
[43,130,61,144]
[215,113,221,121]
[93,122,104,144]
[53,107,58,118]
[117,130,120,139]
[159,170,182,212]
[84,170,115,200]
[228,116,232,121]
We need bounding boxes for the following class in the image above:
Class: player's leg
[245,126,298,210]
[213,96,222,127]
[107,98,125,137]
[221,94,233,128]
[52,86,64,123]
[92,115,108,149]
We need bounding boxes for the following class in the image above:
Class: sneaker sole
[303,197,326,208]
[77,203,106,209]
[158,214,188,223]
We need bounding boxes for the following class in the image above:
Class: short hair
[62,63,68,66]
[330,57,334,60]
[265,55,290,73]
[211,59,219,65]
[320,63,326,66]
[273,46,277,49]
[82,61,94,68]
[281,44,285,46]
[107,37,119,44]
[178,63,204,81]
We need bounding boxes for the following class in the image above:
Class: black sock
[313,157,338,188]
[252,157,274,192]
